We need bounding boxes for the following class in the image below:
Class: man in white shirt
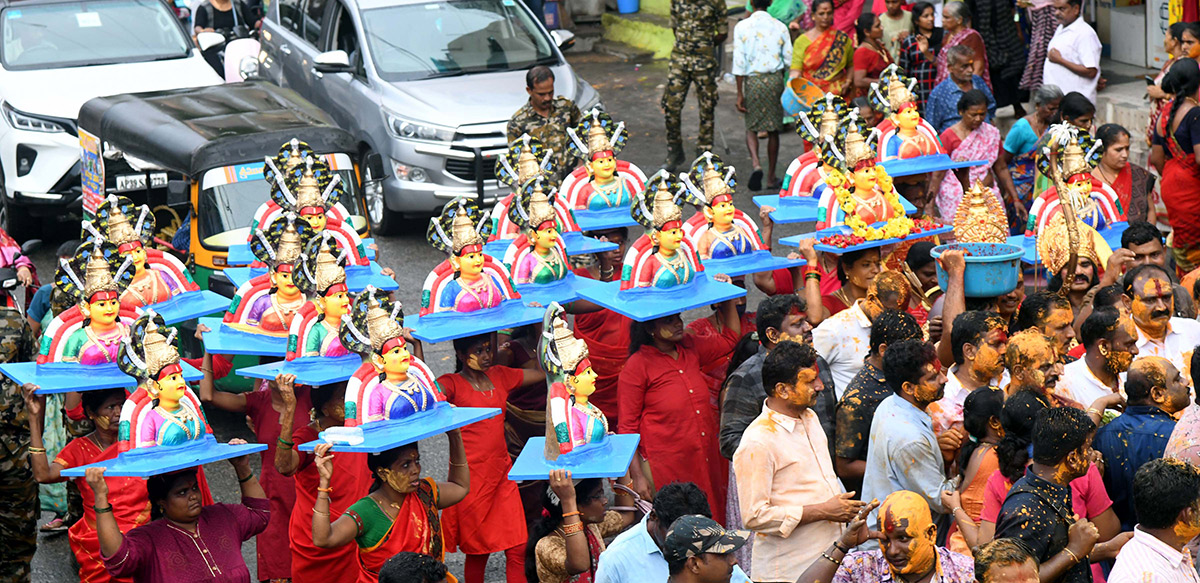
[813,270,909,399]
[1058,306,1138,406]
[1042,0,1101,104]
[734,341,861,581]
[1122,264,1200,376]
[1108,458,1200,583]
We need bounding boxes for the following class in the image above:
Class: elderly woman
[935,2,989,90]
[939,90,1002,218]
[996,84,1062,233]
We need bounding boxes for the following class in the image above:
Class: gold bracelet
[562,521,585,535]
[449,461,468,467]
[312,508,329,516]
[1086,408,1102,417]
[1062,547,1080,565]
[564,530,584,537]
[27,447,46,455]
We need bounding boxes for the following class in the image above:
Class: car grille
[445,157,497,182]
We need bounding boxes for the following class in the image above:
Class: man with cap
[665,515,749,583]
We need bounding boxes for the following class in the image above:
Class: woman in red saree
[1093,123,1155,224]
[25,387,150,583]
[277,382,373,583]
[790,0,853,98]
[934,2,989,90]
[310,430,470,583]
[1151,59,1200,276]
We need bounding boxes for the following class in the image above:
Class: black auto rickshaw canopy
[77,81,358,177]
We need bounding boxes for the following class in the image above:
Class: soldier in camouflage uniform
[0,306,36,583]
[661,0,727,172]
[507,65,582,182]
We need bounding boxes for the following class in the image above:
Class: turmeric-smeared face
[880,491,937,576]
[907,361,946,405]
[778,365,823,410]
[970,327,1008,383]
[895,105,921,131]
[1129,275,1174,337]
[590,154,617,182]
[1132,357,1190,414]
[1008,330,1062,392]
[864,269,910,321]
[1101,315,1139,374]
[1040,307,1076,357]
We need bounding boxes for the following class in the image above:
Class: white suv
[0,0,221,237]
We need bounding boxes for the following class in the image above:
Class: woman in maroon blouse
[94,443,270,583]
[617,299,742,525]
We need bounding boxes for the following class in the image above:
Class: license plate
[115,172,168,192]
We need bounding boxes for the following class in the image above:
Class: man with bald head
[794,491,975,583]
[1094,356,1189,531]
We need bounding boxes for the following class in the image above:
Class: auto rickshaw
[76,81,379,390]
[76,81,376,295]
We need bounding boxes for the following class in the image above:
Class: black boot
[661,145,684,174]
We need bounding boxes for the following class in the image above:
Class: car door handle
[280,43,291,56]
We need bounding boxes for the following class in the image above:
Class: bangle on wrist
[312,508,329,516]
[27,446,46,455]
[833,541,849,554]
[821,552,841,566]
[238,472,254,484]
[317,486,333,493]
[449,461,468,468]
[1087,407,1102,417]
[1062,547,1081,565]
[562,511,582,519]
[277,437,294,449]
[94,504,113,514]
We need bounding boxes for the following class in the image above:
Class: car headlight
[2,103,66,133]
[383,109,455,143]
[238,56,259,80]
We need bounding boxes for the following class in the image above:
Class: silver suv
[257,0,599,233]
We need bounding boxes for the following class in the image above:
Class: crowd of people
[6,0,1200,581]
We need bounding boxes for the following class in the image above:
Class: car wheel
[362,148,398,236]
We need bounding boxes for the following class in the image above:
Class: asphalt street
[27,50,817,582]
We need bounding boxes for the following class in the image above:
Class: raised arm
[23,383,64,484]
[274,376,302,477]
[196,348,246,413]
[87,468,124,556]
[310,443,360,548]
[229,440,267,500]
[435,429,470,508]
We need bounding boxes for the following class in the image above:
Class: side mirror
[314,50,353,74]
[196,31,226,52]
[364,152,387,181]
[19,239,41,256]
[550,29,575,50]
[167,180,189,206]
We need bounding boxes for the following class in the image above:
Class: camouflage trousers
[0,441,37,583]
[661,55,719,154]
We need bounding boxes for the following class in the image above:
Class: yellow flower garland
[830,166,913,241]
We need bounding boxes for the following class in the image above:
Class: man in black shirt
[994,407,1101,583]
[833,309,923,496]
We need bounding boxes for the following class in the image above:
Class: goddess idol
[292,232,352,357]
[871,65,943,161]
[780,93,849,199]
[681,153,763,260]
[340,289,442,426]
[1026,124,1125,237]
[541,302,608,459]
[86,195,177,310]
[40,240,135,365]
[505,176,569,285]
[621,171,705,289]
[423,200,517,314]
[117,312,207,448]
[223,213,315,335]
[814,114,907,234]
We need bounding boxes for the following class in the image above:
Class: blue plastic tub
[617,0,638,14]
[931,242,1024,298]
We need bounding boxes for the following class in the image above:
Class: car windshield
[198,168,365,250]
[362,0,556,82]
[1,0,189,70]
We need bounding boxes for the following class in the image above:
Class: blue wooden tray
[701,251,805,278]
[508,434,641,481]
[573,206,638,231]
[484,232,618,259]
[779,223,954,254]
[880,154,988,177]
[223,262,397,292]
[144,290,230,324]
[513,273,597,308]
[297,404,502,453]
[198,317,288,356]
[408,300,545,344]
[575,273,747,322]
[236,354,364,385]
[60,435,267,477]
[1012,221,1130,265]
[752,193,918,224]
[2,361,203,395]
